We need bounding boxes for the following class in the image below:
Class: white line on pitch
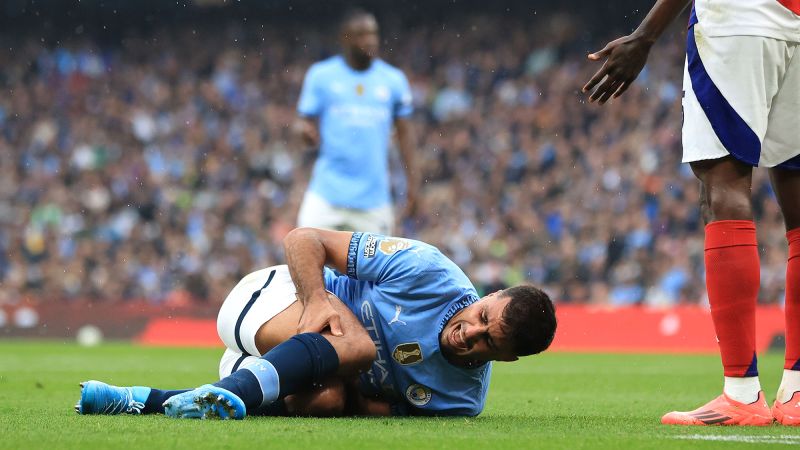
[673,434,800,445]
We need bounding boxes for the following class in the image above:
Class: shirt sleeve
[393,72,413,119]
[297,65,323,117]
[346,232,432,284]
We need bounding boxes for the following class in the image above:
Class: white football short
[682,24,800,169]
[297,190,394,235]
[216,265,298,378]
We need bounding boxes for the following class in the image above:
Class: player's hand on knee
[298,292,344,336]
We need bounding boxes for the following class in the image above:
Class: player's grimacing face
[341,15,379,60]
[439,292,519,367]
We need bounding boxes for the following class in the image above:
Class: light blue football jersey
[297,56,413,210]
[323,232,491,416]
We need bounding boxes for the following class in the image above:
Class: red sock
[784,227,800,370]
[705,220,760,377]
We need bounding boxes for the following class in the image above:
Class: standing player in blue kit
[294,9,418,234]
[76,228,557,417]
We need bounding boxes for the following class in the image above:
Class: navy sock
[213,370,265,410]
[250,399,288,416]
[143,388,191,414]
[213,333,340,410]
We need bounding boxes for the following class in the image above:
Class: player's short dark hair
[339,8,375,33]
[500,285,557,357]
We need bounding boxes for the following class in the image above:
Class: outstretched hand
[297,291,344,336]
[582,34,653,104]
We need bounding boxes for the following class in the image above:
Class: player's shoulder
[373,59,408,82]
[362,233,442,264]
[306,55,345,76]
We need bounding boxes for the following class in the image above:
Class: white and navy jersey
[690,0,800,42]
[323,232,491,416]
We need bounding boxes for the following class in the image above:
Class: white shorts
[297,190,394,235]
[682,24,800,169]
[216,265,298,378]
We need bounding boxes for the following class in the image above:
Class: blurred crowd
[0,12,790,307]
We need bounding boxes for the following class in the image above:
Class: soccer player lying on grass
[75,228,557,418]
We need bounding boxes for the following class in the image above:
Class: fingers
[597,79,622,104]
[588,72,618,103]
[613,80,632,99]
[582,64,609,93]
[328,314,343,337]
[587,42,613,61]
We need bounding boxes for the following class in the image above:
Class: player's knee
[345,329,376,371]
[703,188,752,221]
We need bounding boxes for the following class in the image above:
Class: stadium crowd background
[0,0,789,308]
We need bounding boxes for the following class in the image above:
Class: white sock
[777,370,800,403]
[723,376,761,404]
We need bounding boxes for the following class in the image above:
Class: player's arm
[283,227,353,335]
[582,0,692,104]
[293,116,320,148]
[394,117,418,219]
[294,65,322,147]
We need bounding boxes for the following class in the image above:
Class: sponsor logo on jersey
[364,235,377,258]
[392,342,423,365]
[405,384,432,406]
[374,85,390,101]
[360,300,391,392]
[379,238,412,255]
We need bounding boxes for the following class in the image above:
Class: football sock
[213,333,340,410]
[784,227,800,371]
[723,376,761,404]
[704,221,760,382]
[778,369,800,403]
[250,398,288,416]
[142,388,190,414]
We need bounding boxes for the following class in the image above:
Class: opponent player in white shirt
[584,0,800,426]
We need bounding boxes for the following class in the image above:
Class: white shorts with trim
[216,265,298,378]
[682,24,800,168]
[297,190,394,235]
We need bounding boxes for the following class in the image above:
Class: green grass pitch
[2,342,800,449]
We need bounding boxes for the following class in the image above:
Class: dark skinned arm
[583,0,693,104]
[293,116,320,148]
[283,227,353,336]
[394,117,418,220]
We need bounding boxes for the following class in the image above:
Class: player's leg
[76,267,293,416]
[246,378,347,417]
[661,158,772,426]
[662,25,775,426]
[165,292,375,419]
[769,166,800,425]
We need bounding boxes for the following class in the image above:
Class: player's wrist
[303,288,331,306]
[630,28,658,47]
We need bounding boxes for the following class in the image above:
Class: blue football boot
[163,385,246,420]
[75,380,150,415]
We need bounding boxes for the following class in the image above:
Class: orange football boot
[661,392,773,426]
[773,391,800,426]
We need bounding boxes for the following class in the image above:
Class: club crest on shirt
[355,83,364,96]
[364,235,378,258]
[392,342,423,365]
[405,383,432,406]
[379,238,412,255]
